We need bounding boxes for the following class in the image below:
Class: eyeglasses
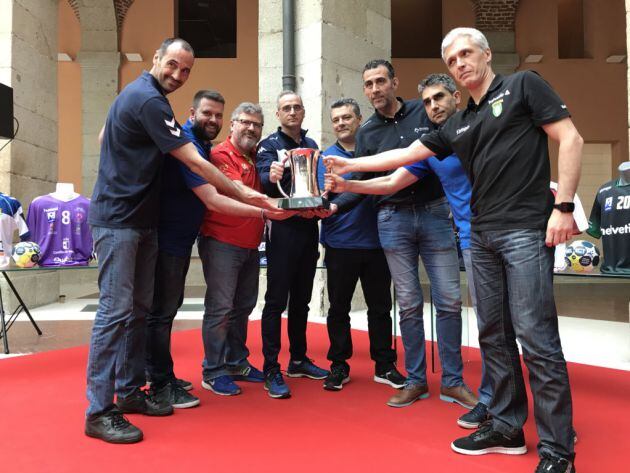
[279,104,304,113]
[234,118,263,129]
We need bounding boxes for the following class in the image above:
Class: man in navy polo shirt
[255,91,330,399]
[324,28,581,473]
[315,98,402,392]
[86,38,273,444]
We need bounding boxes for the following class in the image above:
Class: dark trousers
[324,246,396,374]
[145,250,191,388]
[261,220,319,374]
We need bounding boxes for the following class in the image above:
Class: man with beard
[86,39,274,444]
[145,93,289,408]
[198,102,293,395]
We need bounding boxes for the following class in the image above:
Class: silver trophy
[276,148,330,210]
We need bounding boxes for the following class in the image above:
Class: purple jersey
[27,194,93,266]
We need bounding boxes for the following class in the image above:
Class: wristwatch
[553,202,575,213]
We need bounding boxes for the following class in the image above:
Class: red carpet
[0,320,627,472]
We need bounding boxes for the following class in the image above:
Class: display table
[0,264,98,354]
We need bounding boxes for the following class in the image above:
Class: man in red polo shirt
[198,102,293,395]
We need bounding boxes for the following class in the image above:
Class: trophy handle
[276,179,290,198]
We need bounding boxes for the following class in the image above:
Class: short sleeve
[587,193,602,238]
[522,71,571,127]
[419,129,453,160]
[404,160,431,180]
[139,97,191,154]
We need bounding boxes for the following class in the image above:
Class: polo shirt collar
[466,74,505,111]
[223,135,255,161]
[374,97,407,122]
[142,70,167,96]
[276,127,309,146]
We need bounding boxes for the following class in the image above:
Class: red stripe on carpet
[0,320,627,472]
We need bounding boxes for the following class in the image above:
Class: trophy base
[277,196,330,210]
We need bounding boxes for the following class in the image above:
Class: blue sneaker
[264,371,291,399]
[231,365,265,383]
[286,359,329,380]
[201,375,241,396]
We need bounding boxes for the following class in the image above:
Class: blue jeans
[462,248,492,406]
[471,229,574,459]
[378,198,463,387]
[198,237,259,380]
[86,226,158,417]
[145,250,191,387]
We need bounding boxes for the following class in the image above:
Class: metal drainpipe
[282,0,296,91]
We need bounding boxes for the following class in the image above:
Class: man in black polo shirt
[85,38,273,444]
[333,60,477,410]
[324,29,581,473]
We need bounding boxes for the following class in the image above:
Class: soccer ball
[12,241,41,268]
[564,240,600,273]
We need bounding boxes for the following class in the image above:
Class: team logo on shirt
[491,99,503,117]
[164,117,181,137]
[604,197,613,211]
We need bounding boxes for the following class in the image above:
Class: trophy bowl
[276,148,330,210]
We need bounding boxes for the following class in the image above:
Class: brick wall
[471,0,520,31]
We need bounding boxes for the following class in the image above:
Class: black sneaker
[146,377,193,391]
[85,408,143,444]
[175,378,193,391]
[457,402,489,429]
[451,421,527,455]
[374,368,406,389]
[323,366,350,391]
[117,389,174,416]
[535,452,575,473]
[150,383,200,409]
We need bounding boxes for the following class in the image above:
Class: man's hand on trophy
[323,155,353,175]
[240,187,278,211]
[264,208,299,221]
[324,172,348,193]
[269,161,285,184]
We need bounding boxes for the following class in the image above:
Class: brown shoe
[386,384,429,408]
[440,384,478,409]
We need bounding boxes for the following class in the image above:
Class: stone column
[471,0,520,74]
[0,0,61,311]
[258,0,391,316]
[77,51,120,194]
[76,0,119,196]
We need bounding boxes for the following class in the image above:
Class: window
[392,0,442,58]
[558,0,585,58]
[176,0,237,58]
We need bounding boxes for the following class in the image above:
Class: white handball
[12,241,41,268]
[564,240,600,273]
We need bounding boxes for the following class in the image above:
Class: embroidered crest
[492,99,503,117]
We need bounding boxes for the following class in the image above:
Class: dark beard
[191,121,215,143]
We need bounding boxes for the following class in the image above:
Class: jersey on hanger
[587,179,630,274]
[27,194,93,267]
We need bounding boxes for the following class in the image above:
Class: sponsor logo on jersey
[604,196,613,211]
[599,185,612,194]
[414,126,430,134]
[601,223,630,235]
[456,125,470,135]
[164,117,181,137]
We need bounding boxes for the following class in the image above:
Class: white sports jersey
[0,193,30,268]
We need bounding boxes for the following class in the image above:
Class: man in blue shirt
[86,38,274,444]
[255,91,330,398]
[315,98,403,391]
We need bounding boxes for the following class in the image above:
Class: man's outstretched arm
[325,167,418,195]
[323,139,434,176]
